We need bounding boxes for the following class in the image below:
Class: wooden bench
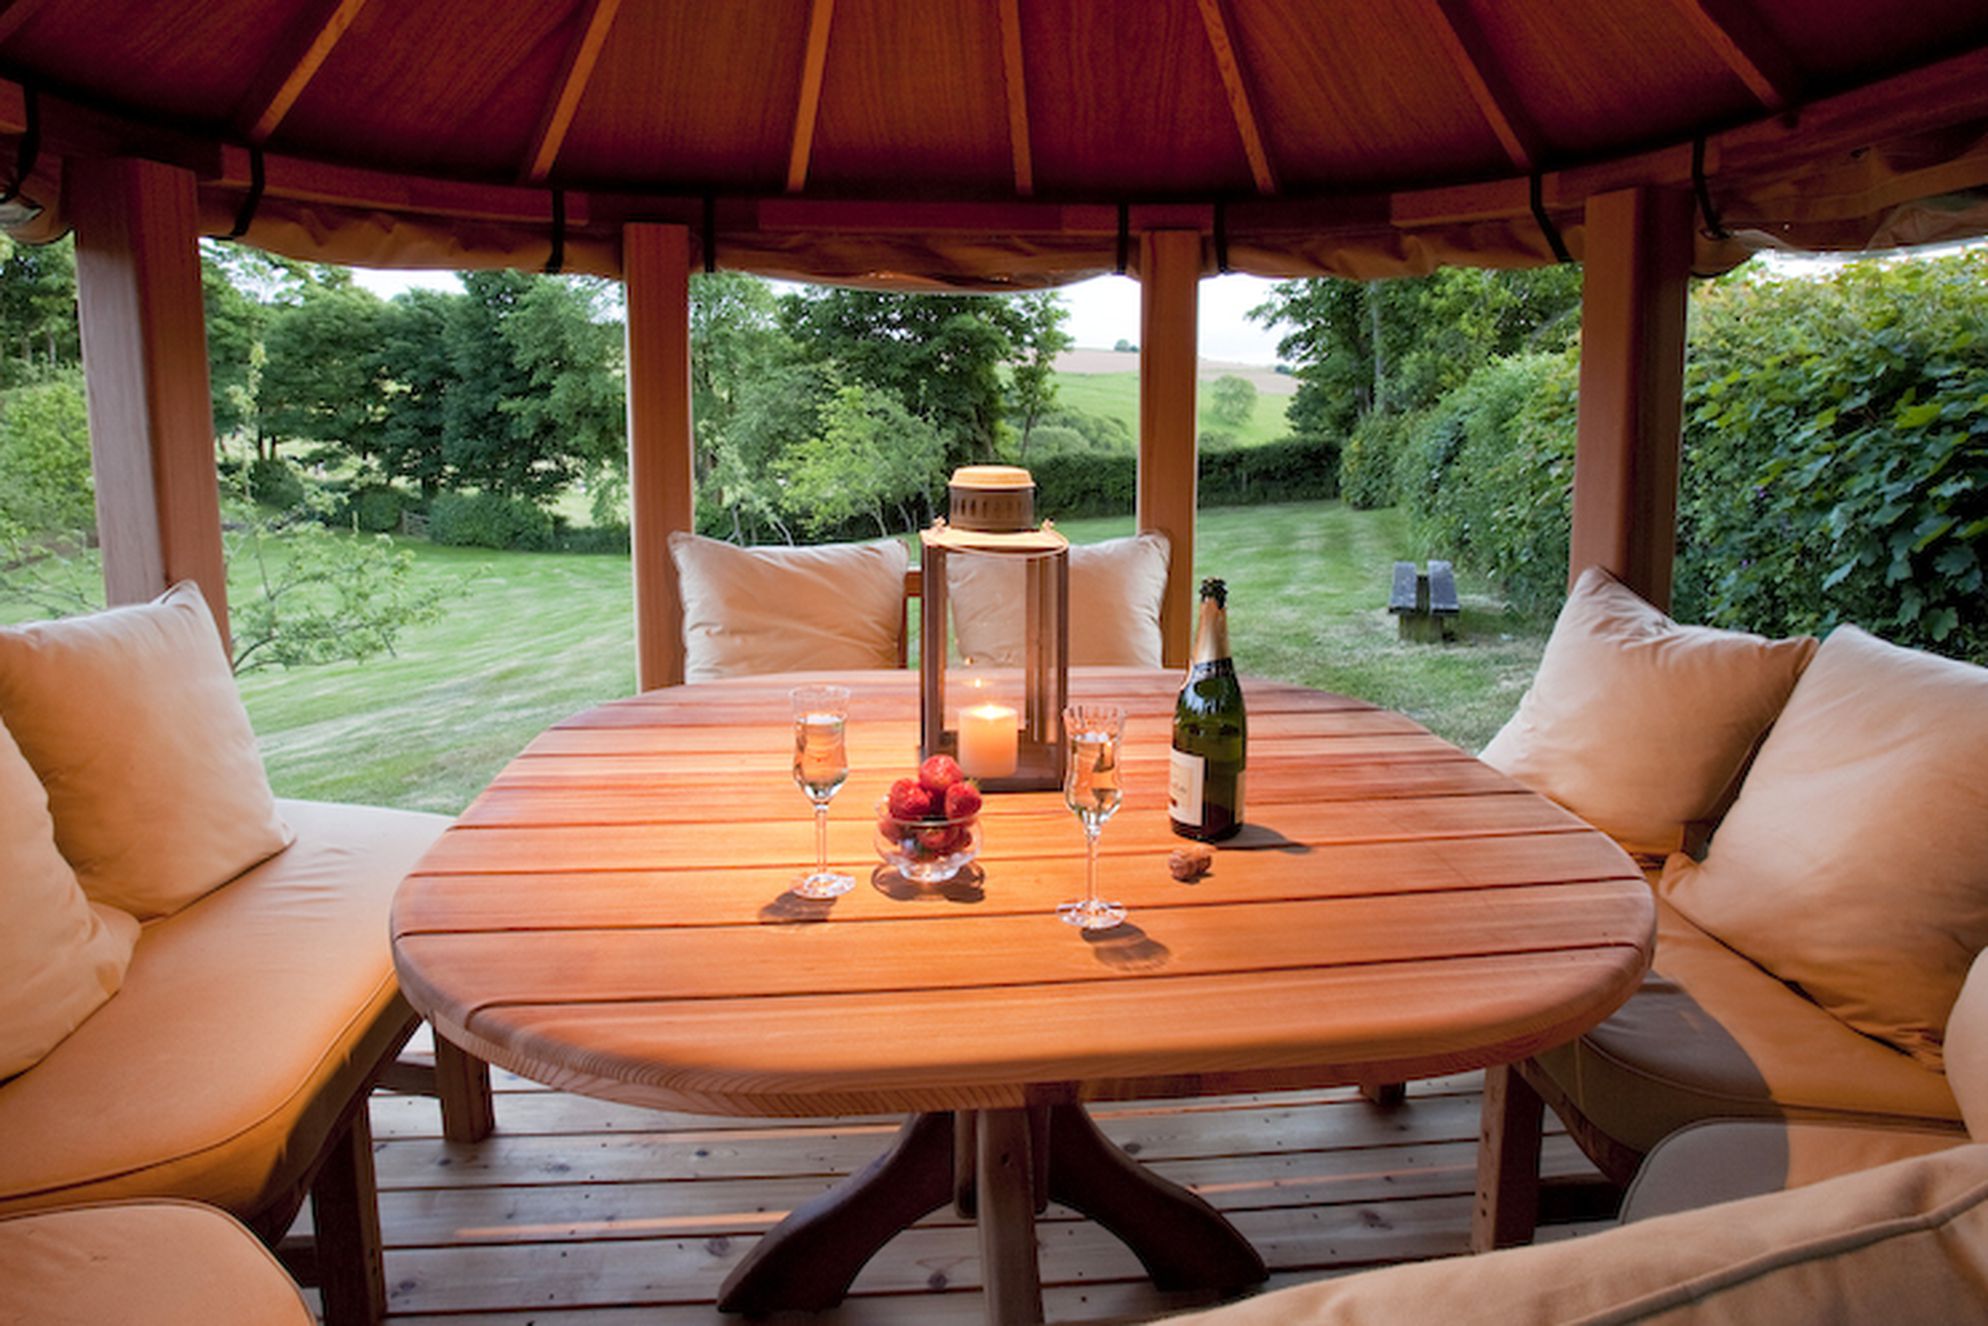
[1389,560,1460,642]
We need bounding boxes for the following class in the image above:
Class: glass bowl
[874,800,982,883]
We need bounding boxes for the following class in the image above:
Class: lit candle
[958,702,1019,779]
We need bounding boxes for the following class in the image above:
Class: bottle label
[1168,747,1205,825]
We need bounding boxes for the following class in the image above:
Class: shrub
[1339,410,1409,509]
[1033,435,1340,520]
[0,373,94,548]
[246,455,307,510]
[344,482,417,534]
[428,491,556,550]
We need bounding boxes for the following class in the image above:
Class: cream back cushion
[671,533,909,682]
[1945,953,1988,1139]
[1167,1142,1988,1325]
[948,532,1169,669]
[1661,626,1988,1069]
[0,582,291,919]
[1479,566,1816,858]
[0,716,139,1079]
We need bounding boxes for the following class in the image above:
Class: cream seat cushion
[0,582,291,919]
[949,531,1170,668]
[0,718,138,1080]
[1479,567,1815,859]
[1532,896,1961,1157]
[671,532,908,682]
[1660,625,1988,1068]
[1166,1143,1988,1325]
[0,1199,312,1325]
[0,800,447,1219]
[1622,1120,1966,1223]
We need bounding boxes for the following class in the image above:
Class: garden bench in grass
[1389,559,1459,642]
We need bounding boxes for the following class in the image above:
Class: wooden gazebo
[2,0,1986,675]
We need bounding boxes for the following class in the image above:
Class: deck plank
[365,1070,1605,1323]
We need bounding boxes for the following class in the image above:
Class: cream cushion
[1479,567,1816,858]
[1622,1120,1967,1223]
[949,531,1170,668]
[0,1199,313,1325]
[1532,895,1961,1158]
[0,800,446,1219]
[1168,1143,1988,1325]
[671,532,908,682]
[1660,625,1988,1068]
[0,582,291,919]
[0,718,138,1080]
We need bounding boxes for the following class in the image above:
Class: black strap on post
[702,191,717,273]
[226,147,266,239]
[1692,136,1731,241]
[0,86,41,208]
[1529,172,1573,264]
[543,188,567,275]
[1213,199,1231,274]
[1114,202,1130,275]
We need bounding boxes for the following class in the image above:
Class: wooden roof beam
[785,0,836,194]
[524,0,624,183]
[0,0,56,50]
[234,0,371,144]
[1413,0,1542,172]
[1194,0,1277,195]
[1668,0,1799,111]
[997,0,1033,197]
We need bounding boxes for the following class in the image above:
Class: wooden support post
[623,222,696,691]
[1137,230,1203,666]
[434,1033,495,1143]
[1570,186,1693,611]
[69,156,229,645]
[975,1107,1044,1326]
[1472,1061,1545,1253]
[311,1107,387,1326]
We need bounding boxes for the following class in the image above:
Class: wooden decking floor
[362,1044,1602,1324]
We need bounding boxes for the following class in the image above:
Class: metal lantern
[920,466,1069,792]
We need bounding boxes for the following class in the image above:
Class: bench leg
[1359,1081,1407,1108]
[313,1107,387,1326]
[435,1033,495,1143]
[1472,1062,1544,1252]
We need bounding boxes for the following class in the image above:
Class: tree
[497,276,626,497]
[368,289,456,496]
[0,371,93,552]
[1208,374,1257,429]
[258,284,387,456]
[1007,292,1072,458]
[1250,266,1582,441]
[0,235,79,382]
[202,256,266,445]
[777,382,945,538]
[780,289,1036,467]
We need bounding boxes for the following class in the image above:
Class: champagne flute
[790,685,855,899]
[1059,704,1127,930]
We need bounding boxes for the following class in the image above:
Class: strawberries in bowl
[876,760,982,883]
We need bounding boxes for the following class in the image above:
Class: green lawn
[1050,372,1294,447]
[2,502,1546,813]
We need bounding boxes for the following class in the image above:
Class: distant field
[1049,369,1294,448]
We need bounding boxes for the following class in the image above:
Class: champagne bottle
[1170,577,1246,841]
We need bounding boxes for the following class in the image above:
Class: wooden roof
[2,1,1987,282]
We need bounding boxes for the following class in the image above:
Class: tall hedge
[1395,252,1988,660]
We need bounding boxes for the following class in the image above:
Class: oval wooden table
[391,668,1654,1324]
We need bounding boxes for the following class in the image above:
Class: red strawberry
[918,825,966,857]
[944,781,982,820]
[918,753,965,795]
[888,777,936,822]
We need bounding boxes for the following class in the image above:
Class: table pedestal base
[717,1105,1267,1320]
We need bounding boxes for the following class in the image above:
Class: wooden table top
[391,668,1654,1118]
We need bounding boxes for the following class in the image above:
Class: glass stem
[1085,824,1101,908]
[814,802,830,878]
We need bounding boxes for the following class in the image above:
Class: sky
[346,267,1293,366]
